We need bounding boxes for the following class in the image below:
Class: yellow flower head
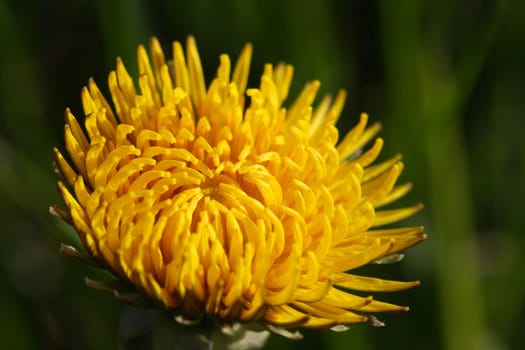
[53,37,425,331]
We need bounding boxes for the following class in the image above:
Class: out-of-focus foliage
[0,0,522,349]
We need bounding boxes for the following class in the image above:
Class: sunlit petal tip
[174,314,202,326]
[219,323,235,336]
[412,280,422,287]
[63,107,72,122]
[266,325,304,340]
[335,88,347,103]
[137,43,147,55]
[232,43,253,95]
[240,43,253,65]
[372,253,405,264]
[59,243,100,267]
[149,36,160,47]
[367,315,386,327]
[52,160,59,175]
[330,324,350,332]
[49,205,67,220]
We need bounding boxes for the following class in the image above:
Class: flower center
[200,174,238,201]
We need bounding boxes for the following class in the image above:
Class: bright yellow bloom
[53,37,425,331]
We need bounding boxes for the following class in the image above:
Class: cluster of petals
[53,37,426,330]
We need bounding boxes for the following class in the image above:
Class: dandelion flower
[52,37,425,335]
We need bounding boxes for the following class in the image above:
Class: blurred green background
[0,0,523,349]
